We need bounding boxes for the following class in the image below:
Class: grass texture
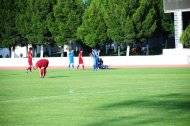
[0,68,190,126]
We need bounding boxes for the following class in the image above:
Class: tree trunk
[32,44,37,57]
[48,46,51,56]
[106,43,108,54]
[61,46,64,57]
[75,44,78,52]
[165,39,168,49]
[11,46,15,58]
[34,48,37,57]
[9,47,11,58]
[126,44,130,56]
[120,43,124,50]
[113,41,117,53]
[26,45,28,57]
[118,45,120,56]
[146,39,149,55]
[40,45,43,58]
[162,34,167,49]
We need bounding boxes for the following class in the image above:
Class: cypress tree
[0,0,19,48]
[180,24,190,48]
[77,0,107,48]
[51,0,84,46]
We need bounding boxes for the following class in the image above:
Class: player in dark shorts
[33,59,49,78]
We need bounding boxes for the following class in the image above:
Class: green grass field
[0,68,190,126]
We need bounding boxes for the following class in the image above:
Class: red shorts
[79,58,83,64]
[28,59,32,65]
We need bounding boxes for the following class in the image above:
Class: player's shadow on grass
[48,75,70,78]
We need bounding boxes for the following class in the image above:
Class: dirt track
[0,65,190,70]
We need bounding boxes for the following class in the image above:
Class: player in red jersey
[26,47,33,72]
[33,59,49,78]
[77,50,84,69]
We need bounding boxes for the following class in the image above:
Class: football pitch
[0,68,190,126]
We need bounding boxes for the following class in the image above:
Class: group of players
[68,48,102,71]
[26,48,103,78]
[68,49,84,70]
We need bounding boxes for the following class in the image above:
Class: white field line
[0,95,64,104]
[0,85,166,104]
[0,89,127,104]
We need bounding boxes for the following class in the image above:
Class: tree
[103,0,133,54]
[120,0,139,56]
[15,0,30,55]
[103,0,123,42]
[180,24,190,48]
[29,0,53,44]
[0,0,21,57]
[16,0,55,57]
[104,0,157,55]
[131,0,157,42]
[77,0,108,48]
[122,0,157,55]
[155,0,174,49]
[49,0,84,56]
[103,0,157,56]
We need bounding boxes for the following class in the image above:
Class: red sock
[82,65,84,69]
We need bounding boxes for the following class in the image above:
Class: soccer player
[77,50,84,69]
[68,49,75,70]
[26,47,33,72]
[33,59,49,78]
[91,48,99,71]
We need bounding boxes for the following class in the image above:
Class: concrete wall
[0,55,189,68]
[0,49,189,68]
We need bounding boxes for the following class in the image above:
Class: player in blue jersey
[68,49,75,70]
[91,48,99,71]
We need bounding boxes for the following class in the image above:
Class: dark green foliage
[131,0,157,42]
[180,24,190,48]
[103,0,157,45]
[103,0,124,42]
[158,0,174,36]
[0,0,19,47]
[77,0,108,48]
[15,0,55,45]
[0,0,178,50]
[50,0,84,45]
